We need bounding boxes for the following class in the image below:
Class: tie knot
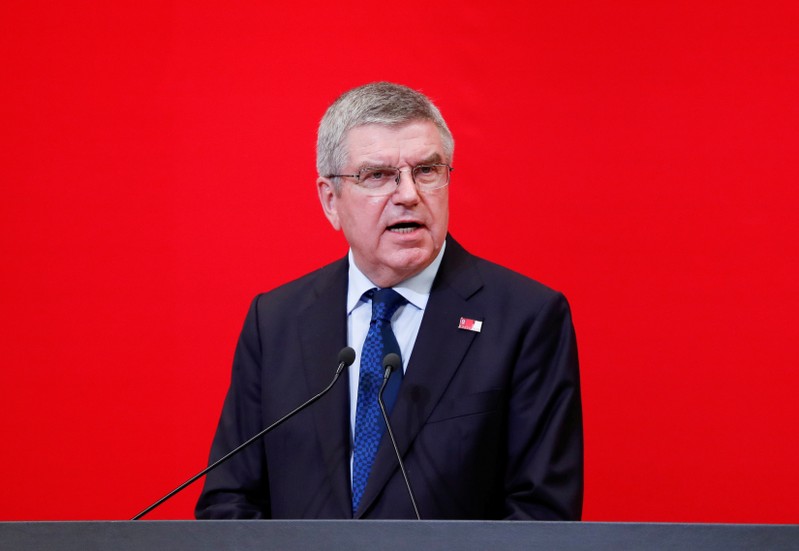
[367,288,406,322]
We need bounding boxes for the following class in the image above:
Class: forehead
[344,121,444,167]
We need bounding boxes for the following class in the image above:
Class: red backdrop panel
[1,1,797,522]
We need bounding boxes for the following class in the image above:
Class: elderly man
[195,82,583,520]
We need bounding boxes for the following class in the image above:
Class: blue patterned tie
[351,287,406,514]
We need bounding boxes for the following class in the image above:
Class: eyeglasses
[326,163,453,196]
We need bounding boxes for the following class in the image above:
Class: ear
[317,176,341,230]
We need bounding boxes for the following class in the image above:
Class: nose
[391,168,420,204]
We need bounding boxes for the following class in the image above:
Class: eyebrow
[357,153,444,170]
[418,153,444,165]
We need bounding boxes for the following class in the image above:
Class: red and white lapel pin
[458,317,483,333]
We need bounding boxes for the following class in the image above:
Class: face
[317,120,450,288]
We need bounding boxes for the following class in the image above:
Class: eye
[413,164,444,184]
[359,167,396,188]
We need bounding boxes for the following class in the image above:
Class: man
[195,82,583,520]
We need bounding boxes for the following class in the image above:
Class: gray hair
[316,82,454,186]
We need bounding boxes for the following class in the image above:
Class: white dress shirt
[345,242,446,436]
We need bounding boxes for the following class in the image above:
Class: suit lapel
[297,258,352,518]
[355,238,484,517]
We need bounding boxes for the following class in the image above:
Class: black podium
[1,520,797,551]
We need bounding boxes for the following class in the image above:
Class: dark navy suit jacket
[195,236,583,520]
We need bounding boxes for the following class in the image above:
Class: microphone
[378,352,421,520]
[132,346,356,520]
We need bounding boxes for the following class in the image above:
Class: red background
[2,1,797,522]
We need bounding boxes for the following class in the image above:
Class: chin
[390,249,434,273]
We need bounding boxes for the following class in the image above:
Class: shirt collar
[346,241,447,314]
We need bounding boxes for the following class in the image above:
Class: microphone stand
[132,348,355,520]
[378,353,421,520]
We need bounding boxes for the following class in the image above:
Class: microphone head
[338,346,356,367]
[382,353,402,372]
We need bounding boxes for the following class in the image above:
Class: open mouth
[387,221,422,234]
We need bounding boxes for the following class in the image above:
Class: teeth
[388,222,420,233]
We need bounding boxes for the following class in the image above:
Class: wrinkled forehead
[343,121,447,168]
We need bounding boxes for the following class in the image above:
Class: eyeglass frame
[325,163,454,195]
